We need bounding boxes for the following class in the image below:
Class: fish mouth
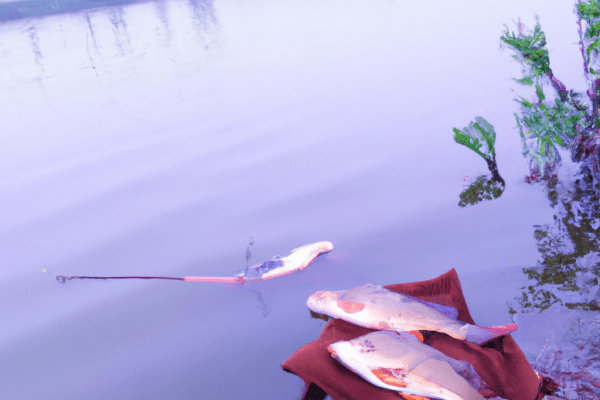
[307,290,343,314]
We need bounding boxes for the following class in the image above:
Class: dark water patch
[0,0,153,23]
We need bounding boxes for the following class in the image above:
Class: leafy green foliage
[500,18,551,85]
[587,38,600,63]
[500,3,600,313]
[453,116,505,205]
[502,17,589,178]
[579,0,600,46]
[578,0,600,19]
[514,94,588,178]
[453,116,497,160]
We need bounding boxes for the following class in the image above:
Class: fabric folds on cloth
[282,269,544,400]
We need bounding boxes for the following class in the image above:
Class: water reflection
[153,0,171,40]
[459,175,504,208]
[242,286,271,317]
[24,23,43,67]
[189,0,217,26]
[518,165,600,312]
[239,238,271,317]
[85,11,100,54]
[0,0,151,22]
[0,0,219,95]
[107,7,132,55]
[468,14,600,315]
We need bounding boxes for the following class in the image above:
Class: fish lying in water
[307,283,517,345]
[238,241,334,281]
[328,330,487,400]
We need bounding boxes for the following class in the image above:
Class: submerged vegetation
[503,1,600,313]
[456,0,600,313]
[519,165,600,313]
[458,175,504,208]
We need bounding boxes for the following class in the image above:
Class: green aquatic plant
[450,2,600,311]
[453,116,505,207]
[500,1,600,313]
[453,116,503,184]
[500,10,594,181]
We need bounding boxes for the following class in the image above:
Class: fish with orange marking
[328,330,487,400]
[307,283,517,345]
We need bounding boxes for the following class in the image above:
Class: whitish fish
[307,283,517,345]
[328,330,487,400]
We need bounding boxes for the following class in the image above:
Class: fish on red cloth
[282,268,556,400]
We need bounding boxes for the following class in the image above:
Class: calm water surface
[0,1,581,398]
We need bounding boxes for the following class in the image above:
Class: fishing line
[43,241,333,285]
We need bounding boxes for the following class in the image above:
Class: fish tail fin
[464,323,518,345]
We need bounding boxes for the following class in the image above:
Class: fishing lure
[44,241,333,284]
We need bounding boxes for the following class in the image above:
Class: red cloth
[282,269,543,400]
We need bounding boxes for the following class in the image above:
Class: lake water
[0,1,583,398]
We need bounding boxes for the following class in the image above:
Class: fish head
[307,290,343,315]
[286,241,334,270]
[307,289,366,316]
